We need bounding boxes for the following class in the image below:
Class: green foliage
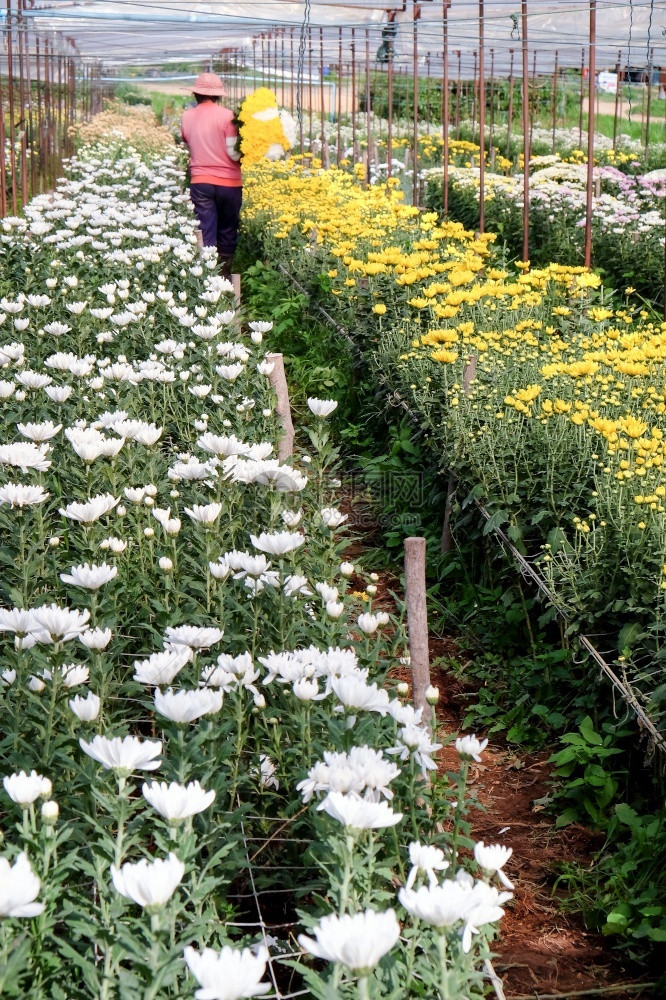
[548,717,631,828]
[557,802,666,956]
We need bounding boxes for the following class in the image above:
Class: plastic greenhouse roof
[18,1,666,71]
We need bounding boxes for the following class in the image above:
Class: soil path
[431,651,656,1000]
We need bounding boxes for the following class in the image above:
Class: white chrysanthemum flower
[356,613,379,635]
[163,625,224,651]
[154,687,223,724]
[3,770,52,806]
[17,421,62,442]
[0,853,45,918]
[0,442,51,472]
[69,691,101,721]
[111,853,184,911]
[406,841,450,889]
[298,908,400,972]
[133,648,191,686]
[250,531,304,556]
[28,604,91,643]
[184,502,223,525]
[60,562,118,590]
[320,507,347,528]
[142,780,215,821]
[331,675,390,715]
[474,841,514,889]
[455,734,489,762]
[317,791,402,830]
[307,397,338,418]
[79,627,113,650]
[386,724,442,778]
[59,493,118,524]
[79,734,162,775]
[183,943,271,1000]
[0,483,49,508]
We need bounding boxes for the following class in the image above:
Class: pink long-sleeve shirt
[181,102,242,187]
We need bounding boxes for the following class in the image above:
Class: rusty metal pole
[471,49,477,136]
[365,28,371,185]
[584,0,596,269]
[17,0,29,207]
[551,50,558,153]
[612,49,621,150]
[351,28,357,159]
[412,6,419,207]
[319,28,326,164]
[0,55,7,217]
[489,46,495,148]
[387,37,394,178]
[455,50,461,135]
[478,0,485,232]
[578,46,585,149]
[645,47,654,162]
[521,0,530,262]
[7,0,18,215]
[290,28,295,116]
[308,28,314,151]
[506,48,515,159]
[529,50,537,149]
[336,27,342,165]
[442,0,450,216]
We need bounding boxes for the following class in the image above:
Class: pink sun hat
[192,72,226,97]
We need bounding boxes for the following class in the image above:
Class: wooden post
[231,274,241,308]
[584,0,596,270]
[267,354,295,461]
[404,537,433,729]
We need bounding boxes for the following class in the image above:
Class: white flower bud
[159,556,173,572]
[41,800,59,825]
[144,527,155,539]
[340,562,354,576]
[426,685,440,706]
[396,681,410,696]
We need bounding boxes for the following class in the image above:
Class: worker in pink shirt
[181,72,242,276]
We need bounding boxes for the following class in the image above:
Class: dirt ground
[341,519,655,999]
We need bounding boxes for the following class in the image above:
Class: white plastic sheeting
[18,1,666,71]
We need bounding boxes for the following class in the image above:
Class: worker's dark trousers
[189,183,242,256]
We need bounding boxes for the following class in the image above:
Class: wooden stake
[404,537,434,729]
[267,353,295,461]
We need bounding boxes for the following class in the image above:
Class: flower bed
[0,137,512,998]
[242,157,666,739]
[424,155,666,307]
